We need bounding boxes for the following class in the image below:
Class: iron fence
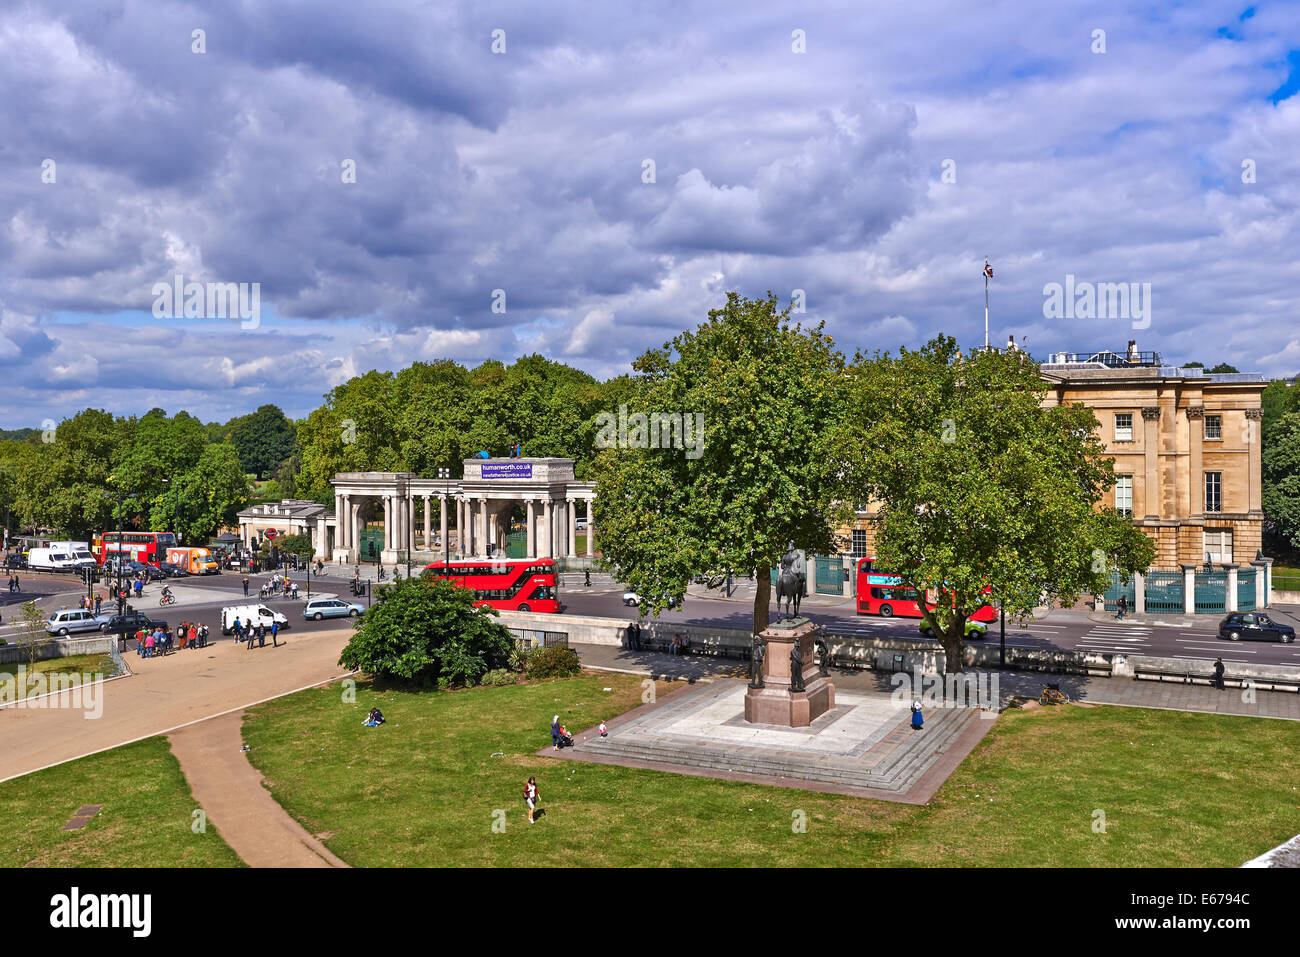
[1102,571,1135,612]
[1194,570,1227,615]
[1238,567,1257,611]
[1143,569,1185,614]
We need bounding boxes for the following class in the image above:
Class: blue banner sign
[481,463,533,479]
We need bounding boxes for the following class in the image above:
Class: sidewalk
[571,643,1300,721]
[1087,603,1300,629]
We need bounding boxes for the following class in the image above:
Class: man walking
[256,622,266,648]
[94,594,102,616]
[1116,593,1128,621]
[271,620,279,648]
[242,575,250,597]
[1213,657,1226,691]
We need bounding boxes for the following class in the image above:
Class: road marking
[1179,644,1257,654]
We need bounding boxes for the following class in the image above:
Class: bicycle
[1039,683,1070,706]
[159,594,177,606]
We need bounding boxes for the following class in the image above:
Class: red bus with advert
[856,557,996,621]
[94,531,177,568]
[422,558,561,613]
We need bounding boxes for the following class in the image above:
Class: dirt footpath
[168,712,348,868]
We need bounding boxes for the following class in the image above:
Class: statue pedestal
[744,617,834,728]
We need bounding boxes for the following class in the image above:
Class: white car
[622,591,679,609]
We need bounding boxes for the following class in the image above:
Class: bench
[1011,654,1113,677]
[1132,664,1300,693]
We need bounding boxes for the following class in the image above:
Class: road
[559,583,1300,668]
[7,567,1300,668]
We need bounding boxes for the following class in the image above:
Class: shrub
[482,668,517,687]
[525,644,581,680]
[338,576,514,687]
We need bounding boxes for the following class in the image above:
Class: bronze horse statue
[774,547,806,618]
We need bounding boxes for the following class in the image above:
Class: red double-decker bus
[856,557,996,621]
[94,531,177,568]
[422,558,561,613]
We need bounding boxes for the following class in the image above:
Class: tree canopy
[590,292,851,634]
[834,336,1156,672]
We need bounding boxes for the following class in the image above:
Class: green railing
[814,557,844,595]
[1102,571,1135,612]
[1144,570,1185,614]
[1237,567,1257,611]
[1194,570,1226,615]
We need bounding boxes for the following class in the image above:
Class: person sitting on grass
[364,707,385,727]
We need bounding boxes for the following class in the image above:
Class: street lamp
[437,467,451,581]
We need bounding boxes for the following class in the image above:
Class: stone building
[842,343,1267,569]
[236,458,596,565]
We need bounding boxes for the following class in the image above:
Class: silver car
[302,597,364,621]
[46,608,111,636]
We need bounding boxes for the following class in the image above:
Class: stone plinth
[744,616,834,727]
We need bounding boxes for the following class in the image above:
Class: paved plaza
[545,678,995,803]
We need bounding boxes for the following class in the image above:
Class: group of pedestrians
[258,573,298,600]
[231,616,281,649]
[5,575,21,593]
[76,594,105,615]
[135,621,208,658]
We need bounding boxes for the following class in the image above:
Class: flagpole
[984,256,990,350]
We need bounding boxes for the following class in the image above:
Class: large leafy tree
[835,336,1155,673]
[590,291,851,634]
[338,575,515,686]
[1263,412,1300,554]
[15,409,128,536]
[148,443,250,541]
[229,404,297,479]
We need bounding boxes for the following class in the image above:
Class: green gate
[358,527,385,564]
[1237,567,1257,611]
[815,557,844,595]
[1194,570,1227,615]
[1102,570,1135,612]
[505,530,527,559]
[1144,569,1185,614]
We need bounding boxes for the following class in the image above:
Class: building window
[1205,472,1222,513]
[851,529,868,558]
[1204,529,1233,564]
[1204,414,1222,440]
[1114,413,1133,442]
[1115,476,1133,517]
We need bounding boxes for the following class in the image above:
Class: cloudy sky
[2,0,1298,426]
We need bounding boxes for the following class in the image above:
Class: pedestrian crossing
[1074,621,1155,653]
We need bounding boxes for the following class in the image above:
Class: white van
[28,546,97,572]
[221,604,290,635]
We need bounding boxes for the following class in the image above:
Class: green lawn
[1,653,116,699]
[241,676,1300,867]
[0,737,243,867]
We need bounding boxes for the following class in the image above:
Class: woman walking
[524,776,540,824]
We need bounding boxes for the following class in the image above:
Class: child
[524,776,539,824]
[599,721,608,738]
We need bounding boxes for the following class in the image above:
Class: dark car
[100,612,168,636]
[4,554,28,569]
[1218,612,1295,643]
[158,562,189,578]
[121,561,166,581]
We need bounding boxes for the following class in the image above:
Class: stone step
[581,705,984,793]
